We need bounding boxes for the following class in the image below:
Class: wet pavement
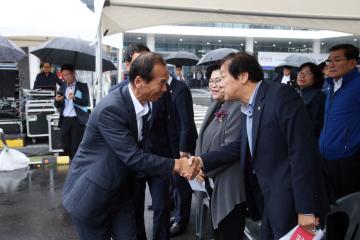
[0,166,77,240]
[0,165,212,240]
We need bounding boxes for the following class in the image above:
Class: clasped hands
[174,155,204,180]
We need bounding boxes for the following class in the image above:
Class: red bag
[290,226,315,240]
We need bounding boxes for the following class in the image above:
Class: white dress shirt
[167,76,173,86]
[333,78,343,92]
[63,82,77,117]
[128,85,151,141]
[281,75,290,84]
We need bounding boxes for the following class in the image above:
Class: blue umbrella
[0,35,27,63]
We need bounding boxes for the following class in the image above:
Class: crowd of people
[37,42,360,239]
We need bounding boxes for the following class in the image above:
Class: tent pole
[96,18,103,102]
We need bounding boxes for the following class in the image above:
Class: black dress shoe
[170,222,186,237]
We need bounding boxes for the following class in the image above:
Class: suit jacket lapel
[122,85,138,141]
[150,100,160,129]
[251,82,266,157]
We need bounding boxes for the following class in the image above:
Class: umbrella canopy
[165,51,199,66]
[30,37,116,72]
[0,35,27,63]
[197,48,239,66]
[277,54,317,68]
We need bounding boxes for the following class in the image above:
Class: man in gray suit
[62,53,201,240]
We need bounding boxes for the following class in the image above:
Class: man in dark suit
[109,44,174,240]
[63,53,201,240]
[108,43,150,93]
[191,53,327,239]
[273,65,297,87]
[54,64,89,159]
[168,75,198,237]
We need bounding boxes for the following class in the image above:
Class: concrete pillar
[313,39,321,54]
[28,46,40,89]
[246,37,254,53]
[146,33,155,51]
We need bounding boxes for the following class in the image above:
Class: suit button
[252,170,256,175]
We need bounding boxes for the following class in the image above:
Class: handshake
[173,155,203,180]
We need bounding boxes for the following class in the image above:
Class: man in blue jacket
[319,44,360,199]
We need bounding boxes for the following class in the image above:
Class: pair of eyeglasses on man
[209,78,222,85]
[324,58,348,65]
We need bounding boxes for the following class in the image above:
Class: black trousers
[71,198,137,240]
[326,150,360,199]
[134,176,171,240]
[172,173,192,224]
[60,117,85,159]
[215,203,247,240]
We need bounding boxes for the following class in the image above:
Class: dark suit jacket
[54,81,90,126]
[33,72,63,90]
[168,78,198,155]
[201,82,327,236]
[62,85,174,222]
[109,79,178,158]
[273,72,297,87]
[299,87,326,138]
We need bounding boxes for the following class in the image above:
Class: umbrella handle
[0,128,9,151]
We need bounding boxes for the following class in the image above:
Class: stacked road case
[25,100,56,138]
[47,114,63,153]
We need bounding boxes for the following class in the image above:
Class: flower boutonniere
[214,108,227,122]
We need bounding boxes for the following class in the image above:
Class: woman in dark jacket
[296,62,326,138]
[33,61,63,90]
[195,64,246,240]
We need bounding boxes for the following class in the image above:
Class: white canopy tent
[88,0,360,101]
[101,0,360,35]
[2,0,360,101]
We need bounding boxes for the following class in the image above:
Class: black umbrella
[165,51,199,66]
[30,37,116,72]
[0,35,27,63]
[197,48,239,66]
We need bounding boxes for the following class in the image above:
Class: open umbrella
[165,51,199,66]
[277,54,316,68]
[30,37,116,72]
[197,48,239,66]
[0,35,27,63]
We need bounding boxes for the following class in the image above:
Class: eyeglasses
[325,58,348,65]
[209,77,222,85]
[297,72,313,78]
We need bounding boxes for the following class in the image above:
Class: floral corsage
[214,108,227,122]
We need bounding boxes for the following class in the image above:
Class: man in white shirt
[54,64,89,159]
[274,65,296,87]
